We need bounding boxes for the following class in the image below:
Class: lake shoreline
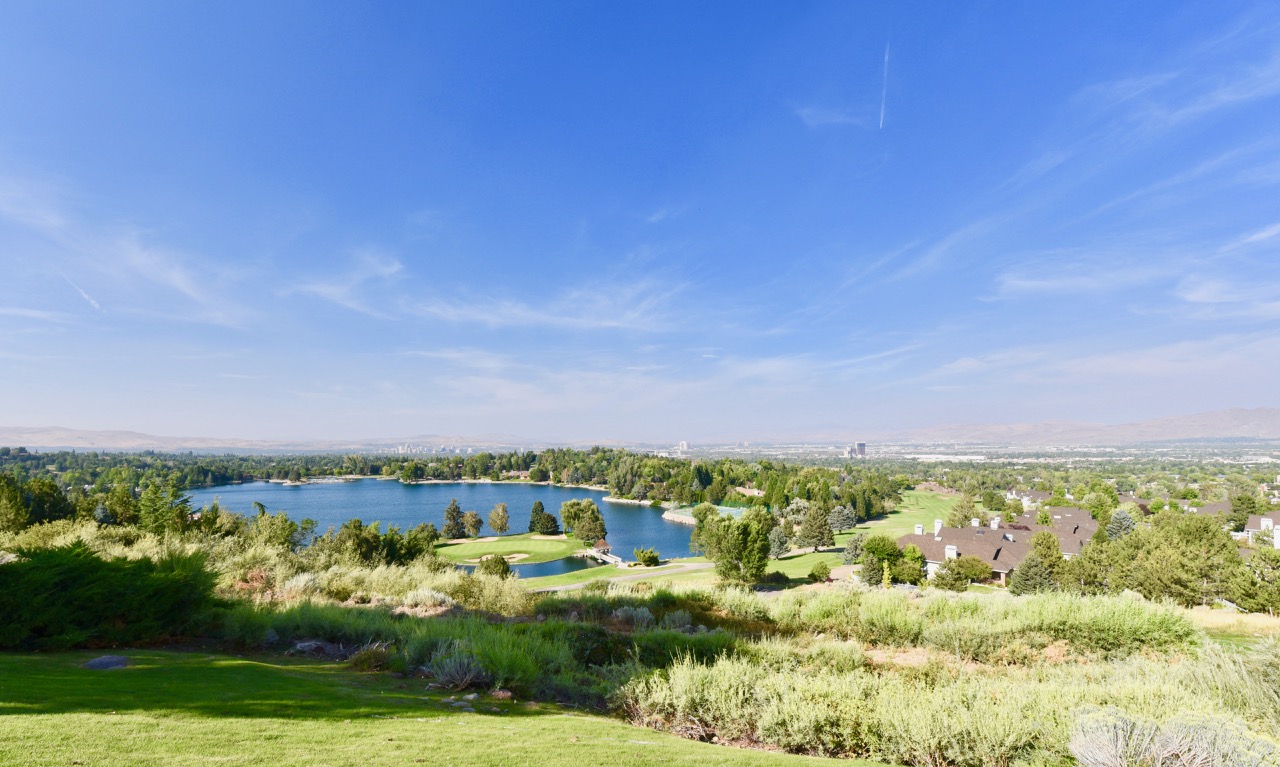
[190,477,696,559]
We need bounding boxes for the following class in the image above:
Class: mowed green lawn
[0,651,863,767]
[523,564,641,589]
[853,489,960,538]
[436,533,584,564]
[767,548,844,580]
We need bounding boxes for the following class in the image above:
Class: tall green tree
[946,494,986,528]
[442,499,465,539]
[528,501,561,535]
[1229,544,1280,615]
[1227,494,1263,532]
[795,505,834,552]
[527,500,545,533]
[1105,508,1135,539]
[461,510,484,538]
[559,499,599,533]
[1030,531,1063,567]
[0,475,27,533]
[1009,554,1057,595]
[488,503,509,535]
[694,506,774,583]
[767,525,790,559]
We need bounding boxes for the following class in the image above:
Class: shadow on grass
[0,650,551,721]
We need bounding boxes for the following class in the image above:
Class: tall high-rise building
[855,442,867,458]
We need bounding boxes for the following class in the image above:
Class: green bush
[857,591,923,646]
[621,647,1279,764]
[0,544,219,649]
[808,561,832,582]
[630,628,734,667]
[633,547,661,566]
[476,553,513,579]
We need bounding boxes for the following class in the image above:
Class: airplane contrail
[879,41,890,129]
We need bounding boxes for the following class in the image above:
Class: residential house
[896,506,1096,585]
[1244,512,1280,545]
[1004,489,1051,510]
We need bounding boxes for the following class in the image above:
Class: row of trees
[0,446,908,524]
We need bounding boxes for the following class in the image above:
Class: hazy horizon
[2,3,1279,442]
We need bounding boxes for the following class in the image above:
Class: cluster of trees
[311,518,439,566]
[527,501,560,535]
[0,447,908,529]
[688,468,905,583]
[691,505,775,582]
[854,534,925,587]
[560,499,607,542]
[1045,512,1278,610]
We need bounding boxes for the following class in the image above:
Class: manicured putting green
[435,532,585,564]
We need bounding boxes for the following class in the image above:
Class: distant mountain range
[880,407,1280,445]
[0,427,542,453]
[2,407,1279,452]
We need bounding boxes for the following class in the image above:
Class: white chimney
[970,518,980,527]
[934,519,944,535]
[914,524,925,535]
[990,517,1000,530]
[944,545,958,560]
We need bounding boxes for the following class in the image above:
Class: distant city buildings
[843,442,868,459]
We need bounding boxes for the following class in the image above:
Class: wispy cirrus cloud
[794,106,866,128]
[286,249,403,318]
[412,280,685,332]
[0,173,251,327]
[1173,276,1280,320]
[992,250,1167,298]
[0,307,72,323]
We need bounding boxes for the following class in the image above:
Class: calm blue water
[188,479,693,560]
[459,556,603,578]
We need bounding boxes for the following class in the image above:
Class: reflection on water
[460,556,604,578]
[188,479,694,559]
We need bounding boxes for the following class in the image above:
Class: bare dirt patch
[864,647,937,668]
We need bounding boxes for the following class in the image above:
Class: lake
[187,479,694,562]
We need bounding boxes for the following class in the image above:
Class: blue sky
[1,1,1279,443]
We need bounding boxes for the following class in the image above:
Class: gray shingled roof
[1245,512,1280,532]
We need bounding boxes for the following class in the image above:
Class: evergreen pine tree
[528,501,545,533]
[442,499,465,539]
[137,481,168,535]
[934,558,971,591]
[862,553,883,586]
[767,525,790,559]
[842,532,866,565]
[1105,507,1135,540]
[1009,554,1058,595]
[796,505,834,552]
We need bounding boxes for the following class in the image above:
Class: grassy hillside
[0,651,862,767]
